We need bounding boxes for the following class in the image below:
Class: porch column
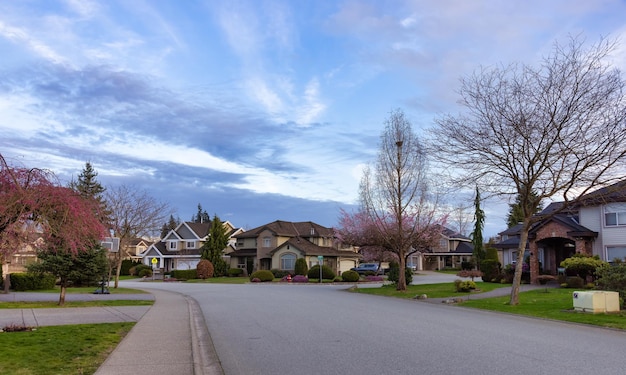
[575,238,591,256]
[529,241,539,285]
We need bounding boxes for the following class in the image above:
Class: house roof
[235,220,334,239]
[269,236,360,258]
[577,179,626,206]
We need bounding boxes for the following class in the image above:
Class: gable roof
[235,220,334,239]
[577,179,626,206]
[270,236,360,257]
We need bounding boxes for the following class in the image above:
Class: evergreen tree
[200,214,229,276]
[471,186,486,269]
[160,214,180,238]
[70,162,110,225]
[192,203,210,223]
[506,186,543,227]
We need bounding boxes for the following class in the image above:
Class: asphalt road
[122,280,626,375]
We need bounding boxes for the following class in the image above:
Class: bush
[294,258,308,276]
[341,270,360,282]
[271,269,289,279]
[565,276,585,289]
[292,275,309,283]
[596,263,626,307]
[228,268,244,277]
[456,270,483,281]
[121,259,141,276]
[387,266,413,285]
[250,270,274,282]
[197,259,214,279]
[480,259,501,283]
[10,273,56,291]
[138,268,153,278]
[307,265,336,280]
[560,254,607,280]
[454,279,477,292]
[461,261,474,270]
[365,275,384,282]
[130,264,152,276]
[170,269,197,280]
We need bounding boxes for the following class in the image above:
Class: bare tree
[104,185,172,287]
[429,36,626,304]
[351,109,445,291]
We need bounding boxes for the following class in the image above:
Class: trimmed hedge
[250,270,274,282]
[307,265,336,280]
[294,258,308,276]
[341,270,360,282]
[10,273,56,291]
[228,268,244,277]
[170,269,197,280]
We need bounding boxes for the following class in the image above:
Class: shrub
[292,275,309,283]
[294,258,308,276]
[456,270,483,281]
[10,273,56,291]
[454,279,477,292]
[121,259,141,276]
[387,266,413,285]
[138,268,153,278]
[250,270,274,282]
[565,276,585,289]
[130,264,152,276]
[271,269,289,279]
[307,265,336,280]
[536,275,556,285]
[461,261,474,270]
[596,263,626,307]
[228,268,244,277]
[196,259,214,279]
[480,259,501,283]
[251,278,261,283]
[341,270,360,282]
[560,253,607,280]
[170,269,197,280]
[365,275,384,282]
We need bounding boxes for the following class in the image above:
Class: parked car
[351,263,382,275]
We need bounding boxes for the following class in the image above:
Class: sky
[1,0,626,237]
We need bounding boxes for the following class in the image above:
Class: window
[169,241,177,250]
[281,253,296,270]
[604,204,626,226]
[186,241,195,249]
[607,246,626,263]
[263,237,271,247]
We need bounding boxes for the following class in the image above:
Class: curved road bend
[123,281,626,375]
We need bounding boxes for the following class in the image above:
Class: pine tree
[70,162,110,225]
[160,215,180,238]
[506,186,543,227]
[200,215,229,276]
[192,203,210,223]
[471,186,486,269]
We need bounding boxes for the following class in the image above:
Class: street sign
[151,257,157,265]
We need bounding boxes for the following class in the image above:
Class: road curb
[187,295,224,375]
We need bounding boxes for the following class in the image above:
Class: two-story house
[230,220,360,275]
[495,179,626,282]
[139,221,244,272]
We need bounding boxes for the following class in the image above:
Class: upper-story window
[186,241,195,249]
[263,237,271,247]
[169,241,177,250]
[604,204,626,226]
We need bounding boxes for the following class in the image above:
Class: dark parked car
[351,263,382,275]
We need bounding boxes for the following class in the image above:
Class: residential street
[122,280,626,375]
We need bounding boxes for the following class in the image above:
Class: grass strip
[351,282,503,299]
[0,322,134,375]
[0,300,154,309]
[460,288,626,330]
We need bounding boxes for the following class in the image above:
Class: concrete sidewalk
[0,289,223,375]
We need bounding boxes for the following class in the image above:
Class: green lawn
[0,322,134,375]
[31,286,149,294]
[460,288,626,330]
[353,282,626,330]
[352,282,503,298]
[0,299,154,309]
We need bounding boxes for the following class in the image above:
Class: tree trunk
[509,223,530,305]
[58,280,67,306]
[113,251,121,288]
[397,250,407,291]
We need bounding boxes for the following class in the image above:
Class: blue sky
[1,0,625,236]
